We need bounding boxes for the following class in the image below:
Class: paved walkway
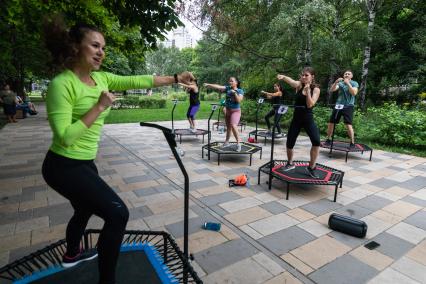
[0,104,425,284]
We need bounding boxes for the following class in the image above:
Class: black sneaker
[306,166,319,179]
[62,249,98,268]
[282,162,296,171]
[324,139,331,146]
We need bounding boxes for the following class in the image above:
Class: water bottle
[219,125,224,134]
[202,222,221,231]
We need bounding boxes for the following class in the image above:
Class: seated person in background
[0,84,18,123]
[16,95,38,116]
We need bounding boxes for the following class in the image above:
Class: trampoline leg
[340,173,344,188]
[258,168,261,185]
[260,149,262,160]
[202,135,205,143]
[164,237,168,263]
[180,135,182,144]
[345,152,348,163]
[250,154,252,166]
[369,150,373,161]
[286,183,290,200]
[218,154,220,165]
[334,185,338,202]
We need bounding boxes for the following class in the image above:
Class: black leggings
[264,107,282,133]
[42,151,129,284]
[286,111,320,149]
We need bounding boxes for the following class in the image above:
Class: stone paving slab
[0,105,425,283]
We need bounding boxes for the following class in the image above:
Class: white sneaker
[191,128,197,133]
[223,142,230,147]
[236,143,242,152]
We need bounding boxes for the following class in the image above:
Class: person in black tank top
[261,83,284,135]
[277,67,321,178]
[179,81,200,132]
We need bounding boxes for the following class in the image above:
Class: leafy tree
[0,0,182,95]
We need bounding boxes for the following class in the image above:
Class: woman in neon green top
[42,20,194,284]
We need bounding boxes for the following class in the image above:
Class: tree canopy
[0,0,182,95]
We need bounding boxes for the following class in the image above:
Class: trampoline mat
[174,128,208,136]
[272,163,332,182]
[16,244,174,284]
[210,142,259,153]
[320,141,371,152]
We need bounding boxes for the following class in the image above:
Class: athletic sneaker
[324,139,331,146]
[62,249,98,268]
[191,128,197,133]
[236,143,242,152]
[222,142,231,148]
[282,162,296,171]
[306,166,319,179]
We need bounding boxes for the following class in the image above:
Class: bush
[315,103,426,148]
[167,92,188,101]
[112,95,166,109]
[201,92,221,101]
[366,103,426,147]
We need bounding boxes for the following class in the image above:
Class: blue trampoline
[0,124,202,284]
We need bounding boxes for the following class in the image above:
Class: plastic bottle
[218,125,224,134]
[202,222,221,231]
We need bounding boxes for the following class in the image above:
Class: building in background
[162,27,194,49]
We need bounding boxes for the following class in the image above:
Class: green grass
[104,100,218,124]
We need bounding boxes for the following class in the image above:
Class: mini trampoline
[248,130,286,144]
[0,230,201,284]
[0,123,202,284]
[202,141,262,166]
[320,140,373,162]
[321,104,373,162]
[201,104,261,165]
[258,160,344,201]
[171,99,209,144]
[257,106,344,201]
[248,99,286,145]
[212,120,246,132]
[211,102,246,132]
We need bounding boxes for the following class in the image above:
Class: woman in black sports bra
[277,67,321,178]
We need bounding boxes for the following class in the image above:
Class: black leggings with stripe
[286,110,320,149]
[42,150,129,284]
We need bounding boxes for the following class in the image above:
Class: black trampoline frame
[211,102,246,132]
[322,104,373,162]
[258,160,344,201]
[201,105,262,165]
[202,141,262,166]
[0,230,202,283]
[0,123,202,284]
[320,141,373,162]
[257,105,344,201]
[248,100,286,145]
[171,99,209,144]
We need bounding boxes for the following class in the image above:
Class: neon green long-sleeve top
[47,69,154,160]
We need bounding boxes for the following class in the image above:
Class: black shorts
[3,103,16,115]
[329,106,354,125]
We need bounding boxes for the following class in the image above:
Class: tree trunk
[305,22,312,66]
[359,0,379,111]
[327,5,341,105]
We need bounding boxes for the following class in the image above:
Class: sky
[181,18,204,42]
[164,17,204,44]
